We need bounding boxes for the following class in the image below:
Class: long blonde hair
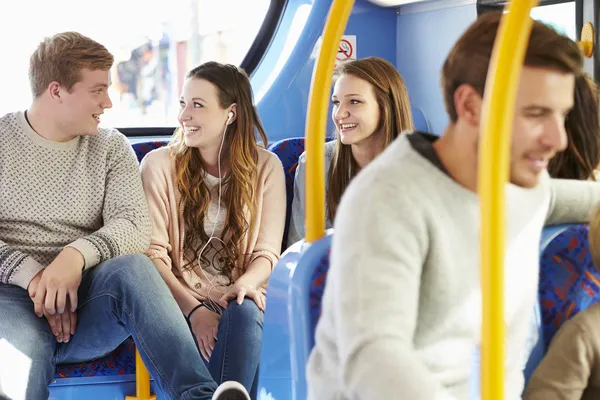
[171,62,268,283]
[327,57,414,221]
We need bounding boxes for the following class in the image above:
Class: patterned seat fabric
[54,338,136,378]
[268,137,335,250]
[538,224,600,348]
[268,138,307,250]
[132,140,169,163]
[308,249,331,340]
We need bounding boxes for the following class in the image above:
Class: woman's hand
[218,280,266,311]
[189,306,220,361]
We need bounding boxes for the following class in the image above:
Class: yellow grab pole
[125,349,156,400]
[478,1,538,399]
[304,0,354,243]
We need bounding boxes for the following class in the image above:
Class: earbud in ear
[227,111,233,122]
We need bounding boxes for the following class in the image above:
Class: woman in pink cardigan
[140,61,286,399]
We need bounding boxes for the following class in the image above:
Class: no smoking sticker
[335,35,357,66]
[337,39,353,61]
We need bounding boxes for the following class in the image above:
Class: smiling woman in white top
[287,57,415,246]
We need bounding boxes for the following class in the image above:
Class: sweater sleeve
[319,171,457,400]
[546,176,600,225]
[524,314,595,400]
[250,152,286,269]
[140,150,173,270]
[287,151,307,247]
[67,132,152,269]
[0,242,45,289]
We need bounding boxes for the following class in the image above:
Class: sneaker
[212,381,250,400]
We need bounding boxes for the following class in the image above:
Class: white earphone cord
[197,114,231,313]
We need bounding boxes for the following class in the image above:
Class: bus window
[0,0,272,129]
[530,2,576,41]
[477,0,577,42]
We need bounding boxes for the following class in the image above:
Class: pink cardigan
[140,146,286,302]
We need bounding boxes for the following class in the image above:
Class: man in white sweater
[0,33,248,400]
[306,11,599,400]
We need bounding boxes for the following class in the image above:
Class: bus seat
[520,224,569,386]
[256,238,306,400]
[53,338,135,379]
[131,140,169,163]
[538,223,599,348]
[290,233,332,400]
[257,231,332,400]
[267,137,333,250]
[412,106,430,133]
[49,337,159,399]
[268,138,305,250]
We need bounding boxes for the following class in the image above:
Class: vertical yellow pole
[304,0,355,243]
[125,349,156,400]
[478,1,538,399]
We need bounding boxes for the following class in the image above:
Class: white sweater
[306,132,600,400]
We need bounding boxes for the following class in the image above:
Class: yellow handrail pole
[304,0,355,243]
[125,349,156,400]
[478,1,538,399]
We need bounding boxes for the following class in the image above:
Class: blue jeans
[0,254,218,400]
[200,300,264,400]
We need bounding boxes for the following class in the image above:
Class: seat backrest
[268,137,333,250]
[268,138,306,250]
[538,223,599,348]
[289,233,333,400]
[256,232,333,400]
[131,140,169,163]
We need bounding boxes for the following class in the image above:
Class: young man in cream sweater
[0,32,249,400]
[307,12,600,400]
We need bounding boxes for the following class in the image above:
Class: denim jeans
[0,254,218,400]
[201,300,264,399]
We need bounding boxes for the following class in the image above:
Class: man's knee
[94,254,162,288]
[0,309,55,400]
[0,286,55,361]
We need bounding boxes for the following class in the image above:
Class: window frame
[477,0,577,24]
[476,0,581,35]
[117,0,288,137]
[476,0,600,80]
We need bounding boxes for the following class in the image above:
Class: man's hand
[44,299,78,343]
[28,269,78,342]
[31,247,84,317]
[27,269,43,298]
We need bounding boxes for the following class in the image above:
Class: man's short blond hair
[29,31,114,98]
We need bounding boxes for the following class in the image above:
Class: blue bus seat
[53,338,135,379]
[131,140,169,163]
[256,231,332,400]
[267,137,333,250]
[256,238,306,400]
[538,223,600,346]
[523,223,600,387]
